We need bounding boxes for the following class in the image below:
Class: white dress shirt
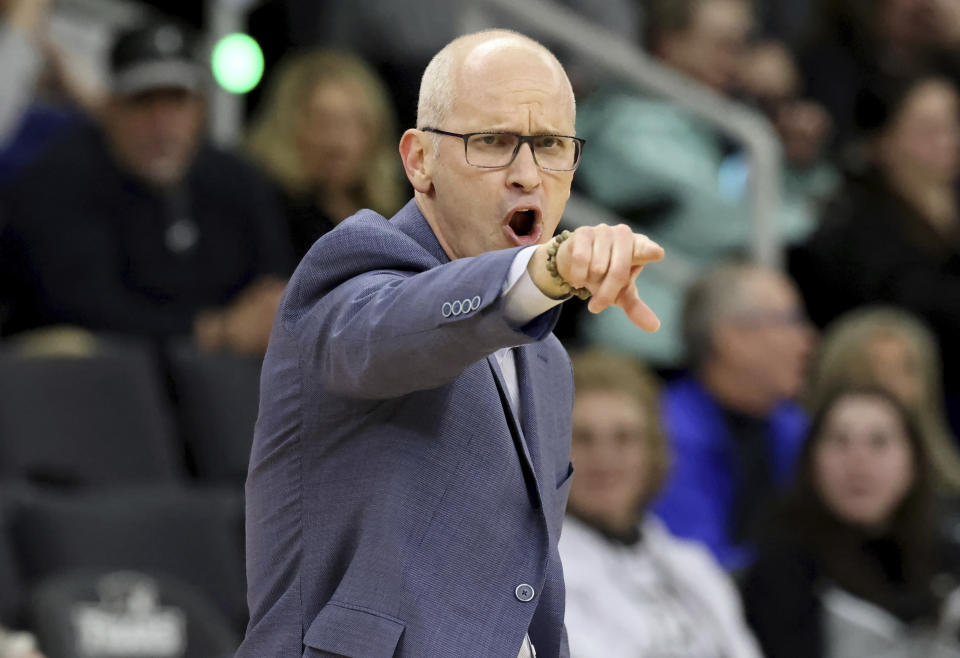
[496,246,566,415]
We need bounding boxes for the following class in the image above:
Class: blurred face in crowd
[713,270,814,405]
[813,393,915,528]
[876,78,960,185]
[404,36,576,259]
[864,333,925,410]
[105,87,203,187]
[297,79,375,191]
[568,390,650,533]
[657,0,753,94]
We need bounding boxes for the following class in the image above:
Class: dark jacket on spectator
[0,120,294,338]
[789,170,960,393]
[742,509,949,658]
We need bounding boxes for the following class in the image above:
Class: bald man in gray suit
[238,29,664,658]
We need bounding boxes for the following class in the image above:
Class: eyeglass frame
[420,127,586,172]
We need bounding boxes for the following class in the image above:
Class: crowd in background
[3,0,960,656]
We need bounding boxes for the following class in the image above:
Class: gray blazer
[237,200,574,658]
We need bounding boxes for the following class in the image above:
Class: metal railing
[460,0,784,267]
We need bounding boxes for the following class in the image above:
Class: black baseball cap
[110,22,205,96]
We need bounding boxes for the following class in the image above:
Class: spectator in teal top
[575,0,836,366]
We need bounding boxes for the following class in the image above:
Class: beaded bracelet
[545,230,591,300]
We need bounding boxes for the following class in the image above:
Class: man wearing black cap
[0,21,293,353]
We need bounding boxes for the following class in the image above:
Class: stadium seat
[164,340,262,484]
[9,486,247,632]
[0,343,184,487]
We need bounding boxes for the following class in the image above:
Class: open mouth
[510,209,536,236]
[504,208,542,245]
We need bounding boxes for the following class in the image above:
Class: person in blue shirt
[651,261,814,570]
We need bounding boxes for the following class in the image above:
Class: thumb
[632,235,665,263]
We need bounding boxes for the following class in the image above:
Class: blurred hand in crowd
[2,0,103,116]
[194,277,287,355]
[37,33,105,115]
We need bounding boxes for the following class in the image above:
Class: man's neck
[700,364,778,418]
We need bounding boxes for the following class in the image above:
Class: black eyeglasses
[421,128,585,171]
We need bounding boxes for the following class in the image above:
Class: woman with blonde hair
[808,305,960,493]
[560,349,762,658]
[246,48,404,260]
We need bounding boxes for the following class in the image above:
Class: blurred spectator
[808,306,960,495]
[574,0,831,366]
[0,0,101,184]
[790,73,960,425]
[246,49,405,262]
[650,262,814,569]
[578,0,833,247]
[743,386,960,658]
[0,21,293,354]
[292,0,468,130]
[736,40,839,216]
[561,349,763,658]
[800,0,960,150]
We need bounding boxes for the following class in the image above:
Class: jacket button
[515,584,535,602]
[441,302,452,317]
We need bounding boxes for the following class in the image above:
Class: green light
[211,33,264,94]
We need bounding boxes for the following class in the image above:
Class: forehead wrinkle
[451,70,572,136]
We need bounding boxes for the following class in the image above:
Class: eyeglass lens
[466,133,580,170]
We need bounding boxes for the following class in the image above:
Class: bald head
[416,30,575,132]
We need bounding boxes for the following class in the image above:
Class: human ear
[399,129,434,194]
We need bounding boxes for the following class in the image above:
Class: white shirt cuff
[502,246,567,328]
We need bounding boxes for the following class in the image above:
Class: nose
[844,441,878,473]
[507,141,541,192]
